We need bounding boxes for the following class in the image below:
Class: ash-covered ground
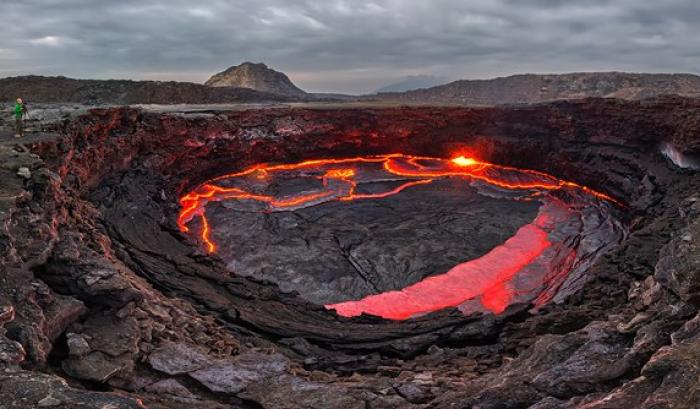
[0,98,699,408]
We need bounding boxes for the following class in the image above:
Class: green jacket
[14,103,25,119]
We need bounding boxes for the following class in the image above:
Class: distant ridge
[375,75,448,93]
[377,72,700,105]
[205,62,307,98]
[3,70,700,105]
[0,75,295,104]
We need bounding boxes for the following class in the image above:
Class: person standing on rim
[14,98,28,138]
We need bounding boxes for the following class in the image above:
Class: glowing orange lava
[328,212,552,319]
[452,156,478,167]
[179,153,618,253]
[178,153,620,320]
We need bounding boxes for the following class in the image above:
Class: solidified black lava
[2,98,700,409]
[180,154,625,320]
[204,179,539,304]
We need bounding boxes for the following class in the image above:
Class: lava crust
[178,154,624,319]
[1,97,700,408]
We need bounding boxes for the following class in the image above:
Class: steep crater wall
[1,97,699,408]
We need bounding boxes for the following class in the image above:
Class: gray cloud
[1,0,699,93]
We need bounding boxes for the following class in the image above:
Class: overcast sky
[1,0,699,94]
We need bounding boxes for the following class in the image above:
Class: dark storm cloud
[1,0,699,93]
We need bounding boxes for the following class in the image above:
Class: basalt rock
[0,96,698,407]
[0,305,26,365]
[655,195,700,306]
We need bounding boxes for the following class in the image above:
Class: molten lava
[178,154,620,320]
[452,156,478,167]
[329,212,551,319]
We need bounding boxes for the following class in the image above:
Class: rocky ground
[0,97,699,408]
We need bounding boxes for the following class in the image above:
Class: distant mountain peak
[375,75,448,93]
[205,62,307,97]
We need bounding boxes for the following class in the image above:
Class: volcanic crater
[2,97,700,408]
[178,154,625,319]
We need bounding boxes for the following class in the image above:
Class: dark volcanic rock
[243,374,366,409]
[0,305,26,365]
[0,97,698,408]
[207,179,539,304]
[63,350,134,383]
[188,351,288,394]
[148,342,217,376]
[655,196,700,306]
[0,369,146,409]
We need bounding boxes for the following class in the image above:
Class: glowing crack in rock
[178,154,622,320]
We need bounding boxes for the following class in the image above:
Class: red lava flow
[329,213,551,319]
[178,154,618,320]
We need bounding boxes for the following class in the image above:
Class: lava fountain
[178,154,625,320]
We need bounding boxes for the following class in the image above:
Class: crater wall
[0,97,699,408]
